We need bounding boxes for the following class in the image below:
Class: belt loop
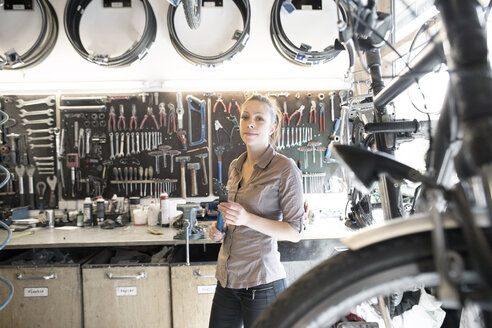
[252,289,256,300]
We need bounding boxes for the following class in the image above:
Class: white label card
[116,286,137,296]
[197,285,216,294]
[24,287,48,297]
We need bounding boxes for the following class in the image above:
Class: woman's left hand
[217,201,251,227]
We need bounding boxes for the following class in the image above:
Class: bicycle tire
[182,0,201,30]
[254,228,492,328]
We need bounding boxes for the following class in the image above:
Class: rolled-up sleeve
[278,160,304,233]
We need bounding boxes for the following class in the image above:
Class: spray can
[96,196,105,225]
[83,197,93,226]
[160,192,170,227]
[76,210,84,227]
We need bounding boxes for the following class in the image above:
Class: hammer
[176,156,190,199]
[195,153,208,185]
[187,162,200,196]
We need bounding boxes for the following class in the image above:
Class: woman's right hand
[209,222,226,242]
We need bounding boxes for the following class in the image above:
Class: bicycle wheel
[182,0,202,29]
[254,229,492,328]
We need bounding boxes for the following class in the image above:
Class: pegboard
[0,89,345,212]
[0,95,58,210]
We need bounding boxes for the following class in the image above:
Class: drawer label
[116,286,137,296]
[197,285,216,294]
[24,287,48,297]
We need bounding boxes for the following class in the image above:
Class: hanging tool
[324,118,341,162]
[214,146,225,183]
[148,166,154,197]
[15,164,25,206]
[213,95,226,113]
[107,106,117,132]
[282,102,290,125]
[139,166,144,196]
[212,178,229,232]
[159,102,167,127]
[130,104,138,130]
[195,153,208,185]
[167,103,177,135]
[227,99,240,114]
[214,120,231,144]
[117,104,126,130]
[176,156,190,199]
[149,151,163,174]
[66,153,79,198]
[329,91,336,122]
[316,147,327,168]
[309,100,317,124]
[139,107,159,130]
[319,102,326,132]
[226,115,240,139]
[187,163,200,196]
[46,175,57,208]
[159,145,172,168]
[289,105,305,126]
[176,92,185,131]
[36,181,47,210]
[187,95,207,147]
[26,165,36,209]
[113,167,120,192]
[124,167,129,196]
[177,130,187,151]
[166,150,181,174]
[55,128,66,191]
[307,141,322,163]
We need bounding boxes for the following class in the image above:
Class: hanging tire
[182,0,202,29]
[253,228,492,328]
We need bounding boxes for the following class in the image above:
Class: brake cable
[167,0,251,66]
[64,0,156,67]
[0,0,58,70]
[270,0,345,66]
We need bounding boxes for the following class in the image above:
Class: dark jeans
[208,279,286,328]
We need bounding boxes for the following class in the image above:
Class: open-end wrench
[126,132,131,156]
[15,165,26,206]
[21,118,54,126]
[109,133,115,160]
[26,128,55,135]
[16,96,55,108]
[33,156,54,161]
[29,143,54,150]
[131,132,135,154]
[85,128,91,156]
[35,162,55,166]
[136,132,140,153]
[115,132,120,158]
[176,92,184,130]
[119,133,125,157]
[19,108,55,117]
[46,175,57,208]
[79,128,85,158]
[28,135,54,142]
[329,92,336,122]
[36,181,47,210]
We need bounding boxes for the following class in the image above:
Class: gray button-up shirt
[215,145,304,289]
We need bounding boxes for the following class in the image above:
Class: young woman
[208,94,304,328]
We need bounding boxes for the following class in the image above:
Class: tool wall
[0,90,343,210]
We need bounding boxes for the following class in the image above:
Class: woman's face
[239,100,275,148]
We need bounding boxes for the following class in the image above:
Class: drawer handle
[16,273,57,280]
[193,269,215,278]
[105,272,147,280]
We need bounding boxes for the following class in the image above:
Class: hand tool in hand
[212,178,229,232]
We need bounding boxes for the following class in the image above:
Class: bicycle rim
[254,229,491,328]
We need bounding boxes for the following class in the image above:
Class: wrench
[19,108,55,117]
[131,132,135,154]
[33,156,54,161]
[109,133,115,160]
[86,128,92,155]
[46,175,58,208]
[115,132,120,158]
[26,128,55,135]
[35,162,55,166]
[16,96,55,108]
[29,143,54,149]
[28,135,54,142]
[21,118,54,126]
[119,133,125,157]
[126,132,131,156]
[136,132,140,153]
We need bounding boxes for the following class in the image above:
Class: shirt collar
[233,144,276,173]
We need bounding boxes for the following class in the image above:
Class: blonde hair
[241,94,282,147]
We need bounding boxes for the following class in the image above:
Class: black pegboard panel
[0,95,58,210]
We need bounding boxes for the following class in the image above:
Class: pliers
[214,120,231,144]
[117,104,126,130]
[139,106,159,130]
[319,102,326,132]
[289,105,305,126]
[213,95,227,113]
[227,99,240,114]
[309,100,317,124]
[167,103,177,135]
[282,101,290,125]
[159,102,167,127]
[107,105,116,132]
[130,104,138,130]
